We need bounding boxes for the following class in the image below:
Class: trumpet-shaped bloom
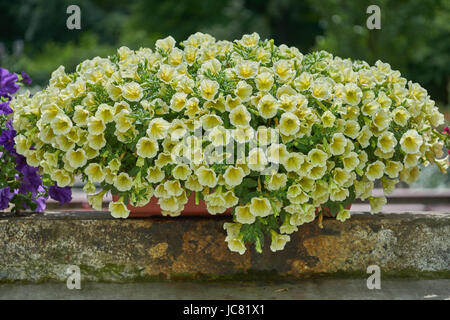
[136,137,159,158]
[400,130,423,154]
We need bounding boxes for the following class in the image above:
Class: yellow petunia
[136,137,159,158]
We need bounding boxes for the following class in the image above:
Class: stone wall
[0,211,449,282]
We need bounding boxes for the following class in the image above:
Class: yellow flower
[273,60,294,81]
[311,77,332,101]
[372,110,391,131]
[238,33,260,47]
[377,131,397,153]
[342,152,360,172]
[287,184,309,204]
[235,60,259,79]
[229,105,251,128]
[156,35,175,53]
[361,100,380,117]
[400,130,423,154]
[278,94,297,112]
[255,72,274,91]
[95,104,114,123]
[147,118,170,140]
[365,160,385,181]
[270,231,290,252]
[51,169,72,187]
[136,137,159,158]
[330,133,347,155]
[87,190,107,210]
[403,153,420,168]
[235,205,255,224]
[265,173,287,191]
[282,152,304,172]
[357,125,373,148]
[87,117,105,135]
[146,166,165,183]
[234,81,253,101]
[392,107,410,126]
[73,105,90,126]
[168,47,184,66]
[321,110,336,128]
[106,82,122,101]
[330,186,349,201]
[200,79,219,101]
[294,72,312,91]
[200,114,223,130]
[196,167,218,188]
[51,115,72,135]
[368,196,387,214]
[384,160,403,178]
[257,94,278,119]
[121,81,143,102]
[109,200,130,219]
[343,120,360,139]
[266,143,288,164]
[157,64,176,84]
[381,177,398,195]
[185,175,203,192]
[308,149,328,167]
[66,149,87,169]
[155,152,174,167]
[164,180,183,197]
[279,112,300,136]
[170,92,187,112]
[336,208,351,222]
[84,163,106,183]
[333,168,351,186]
[113,172,133,192]
[172,164,191,180]
[158,196,181,212]
[309,165,327,180]
[87,133,106,150]
[249,197,272,217]
[342,83,362,105]
[226,238,246,255]
[223,166,245,187]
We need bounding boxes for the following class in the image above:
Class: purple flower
[21,72,32,85]
[0,68,19,97]
[0,187,13,210]
[18,165,43,194]
[34,196,47,212]
[0,124,16,153]
[0,101,12,115]
[49,185,72,205]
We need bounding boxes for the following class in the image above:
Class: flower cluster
[10,33,448,253]
[0,68,71,212]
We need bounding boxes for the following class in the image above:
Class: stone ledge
[0,211,449,282]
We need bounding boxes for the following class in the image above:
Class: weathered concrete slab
[0,211,449,282]
[1,280,449,300]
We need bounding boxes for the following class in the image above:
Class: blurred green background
[1,0,449,189]
[1,0,449,111]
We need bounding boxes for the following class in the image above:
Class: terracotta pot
[316,203,352,217]
[112,194,230,217]
[112,194,352,218]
